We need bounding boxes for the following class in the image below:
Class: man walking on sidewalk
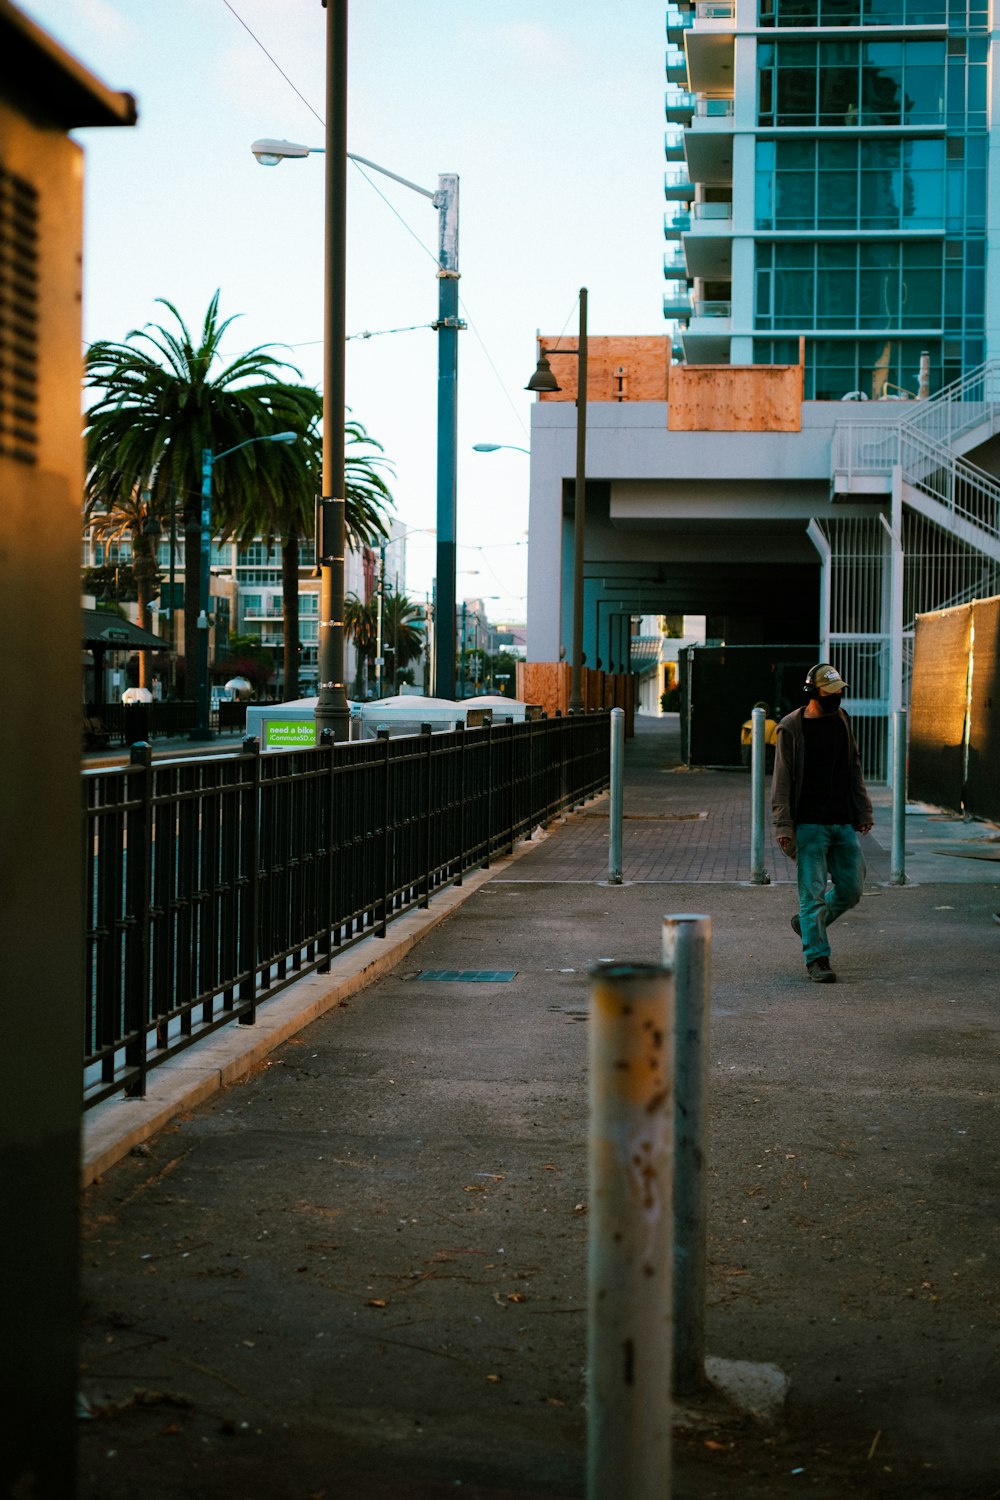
[772,663,873,983]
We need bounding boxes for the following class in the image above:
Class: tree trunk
[182,510,201,701]
[132,535,160,691]
[282,531,300,702]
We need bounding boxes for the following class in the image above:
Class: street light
[251,132,463,702]
[526,286,589,714]
[190,431,297,741]
[472,443,530,455]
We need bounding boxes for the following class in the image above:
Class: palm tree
[226,403,394,700]
[84,292,311,696]
[344,592,378,698]
[84,489,167,689]
[382,591,425,692]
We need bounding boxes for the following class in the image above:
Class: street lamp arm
[251,138,436,201]
[211,431,297,464]
[472,443,530,455]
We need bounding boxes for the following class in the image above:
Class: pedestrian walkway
[78,715,1000,1500]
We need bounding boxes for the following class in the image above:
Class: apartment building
[664,0,993,397]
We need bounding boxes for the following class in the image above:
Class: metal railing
[899,357,1000,452]
[694,97,734,116]
[691,200,732,220]
[690,298,731,319]
[83,714,610,1108]
[831,419,1000,550]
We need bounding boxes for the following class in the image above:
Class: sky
[21,0,667,620]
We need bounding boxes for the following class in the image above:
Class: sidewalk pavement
[79,716,1000,1500]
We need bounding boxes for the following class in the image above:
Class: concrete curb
[81,826,554,1187]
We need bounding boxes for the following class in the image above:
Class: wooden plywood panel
[667,362,803,431]
[536,336,669,403]
[518,661,570,717]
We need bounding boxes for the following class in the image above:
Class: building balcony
[665,90,696,123]
[663,288,694,319]
[665,46,688,83]
[694,0,734,19]
[680,313,732,363]
[685,31,734,94]
[664,167,695,200]
[685,106,734,184]
[665,5,694,41]
[683,228,732,280]
[683,299,732,358]
[682,200,733,276]
[664,208,692,239]
[664,128,686,160]
[663,248,690,279]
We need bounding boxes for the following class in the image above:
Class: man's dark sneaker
[791,913,802,938]
[807,957,836,983]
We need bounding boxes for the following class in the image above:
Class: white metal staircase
[822,360,1000,776]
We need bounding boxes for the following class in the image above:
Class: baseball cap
[811,663,848,694]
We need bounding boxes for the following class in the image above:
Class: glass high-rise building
[665,0,992,398]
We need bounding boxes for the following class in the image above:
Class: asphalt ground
[78,716,1000,1500]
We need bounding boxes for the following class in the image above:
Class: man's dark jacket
[771,706,873,857]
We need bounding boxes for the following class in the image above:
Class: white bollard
[750,706,770,885]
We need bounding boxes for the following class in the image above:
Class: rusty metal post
[588,962,675,1500]
[662,914,711,1397]
[750,706,770,885]
[890,708,907,886]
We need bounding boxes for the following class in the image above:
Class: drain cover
[418,969,517,982]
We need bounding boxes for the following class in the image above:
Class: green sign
[265,719,316,749]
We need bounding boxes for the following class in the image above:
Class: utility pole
[375,540,385,700]
[315,0,350,741]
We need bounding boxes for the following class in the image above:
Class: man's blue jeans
[795,823,866,964]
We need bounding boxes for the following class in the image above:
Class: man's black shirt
[796,714,851,825]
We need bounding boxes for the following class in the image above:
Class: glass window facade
[755,137,945,229]
[759,0,952,25]
[758,39,946,127]
[756,241,946,329]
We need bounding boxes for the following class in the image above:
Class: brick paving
[496,714,892,886]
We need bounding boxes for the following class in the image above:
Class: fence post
[890,708,907,886]
[608,707,625,884]
[377,727,390,936]
[239,735,262,1010]
[662,914,711,1398]
[124,741,154,1097]
[421,724,433,908]
[750,706,770,885]
[588,962,675,1500]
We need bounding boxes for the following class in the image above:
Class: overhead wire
[221,0,534,444]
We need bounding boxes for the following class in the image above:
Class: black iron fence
[84,700,248,747]
[83,714,610,1107]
